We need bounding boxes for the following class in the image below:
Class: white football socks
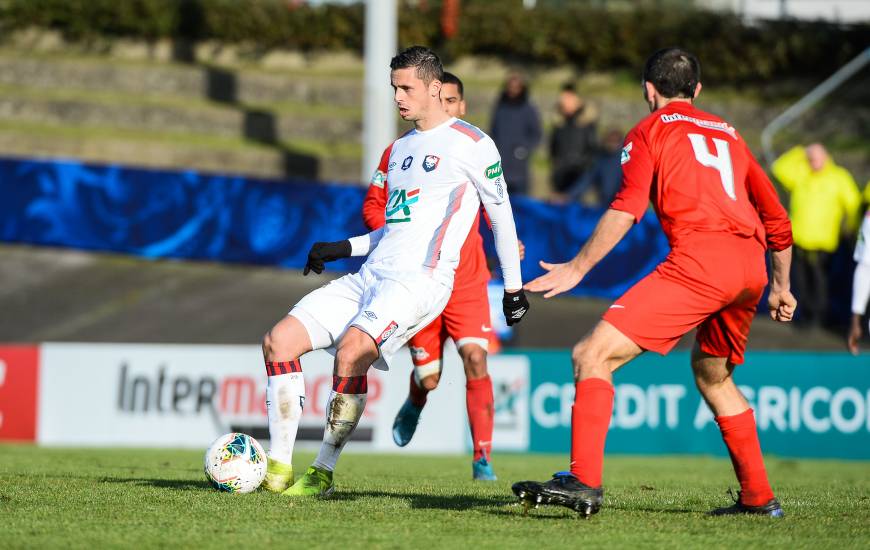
[266,371,305,465]
[313,391,367,472]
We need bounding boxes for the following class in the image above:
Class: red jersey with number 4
[363,144,490,288]
[611,101,792,251]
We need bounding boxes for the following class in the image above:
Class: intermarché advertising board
[1,344,866,459]
[521,350,870,459]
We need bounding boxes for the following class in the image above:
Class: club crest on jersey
[621,142,633,165]
[423,154,440,172]
[376,320,399,347]
[401,156,413,170]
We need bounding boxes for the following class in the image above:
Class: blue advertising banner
[521,350,870,459]
[0,156,669,299]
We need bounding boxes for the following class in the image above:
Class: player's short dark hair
[390,45,444,85]
[642,48,701,99]
[441,71,464,98]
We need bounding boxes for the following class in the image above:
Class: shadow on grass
[328,489,514,511]
[99,476,211,491]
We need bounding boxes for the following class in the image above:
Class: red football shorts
[408,278,493,372]
[603,234,768,365]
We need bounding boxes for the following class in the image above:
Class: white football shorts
[290,263,451,370]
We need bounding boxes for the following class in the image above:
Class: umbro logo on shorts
[376,320,399,347]
[364,310,378,320]
[481,324,493,333]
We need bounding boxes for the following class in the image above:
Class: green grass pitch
[1,444,868,549]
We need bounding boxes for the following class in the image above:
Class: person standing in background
[490,72,542,196]
[772,144,862,327]
[549,82,598,197]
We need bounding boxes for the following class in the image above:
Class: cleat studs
[518,490,527,499]
[535,495,543,503]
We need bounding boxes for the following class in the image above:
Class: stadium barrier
[2,344,867,459]
[0,156,668,300]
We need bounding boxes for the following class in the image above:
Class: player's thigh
[263,313,312,360]
[602,268,725,357]
[696,284,764,366]
[443,280,492,353]
[573,320,643,380]
[349,275,450,369]
[291,272,366,350]
[408,313,446,380]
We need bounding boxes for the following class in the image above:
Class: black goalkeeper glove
[304,240,352,275]
[502,289,530,326]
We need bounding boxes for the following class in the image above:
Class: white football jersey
[364,117,508,287]
[855,209,870,265]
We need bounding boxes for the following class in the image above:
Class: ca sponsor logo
[388,161,397,170]
[484,160,502,179]
[621,142,633,165]
[370,169,386,188]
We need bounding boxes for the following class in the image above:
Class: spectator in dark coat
[565,128,624,206]
[549,82,598,194]
[490,72,542,195]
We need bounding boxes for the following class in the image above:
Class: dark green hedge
[1,0,867,83]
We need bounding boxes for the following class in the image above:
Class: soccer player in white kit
[847,206,870,355]
[260,46,529,497]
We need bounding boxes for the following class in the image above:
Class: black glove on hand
[502,289,530,326]
[304,240,352,275]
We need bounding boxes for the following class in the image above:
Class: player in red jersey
[363,72,512,480]
[512,48,796,517]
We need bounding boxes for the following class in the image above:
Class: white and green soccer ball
[204,432,267,493]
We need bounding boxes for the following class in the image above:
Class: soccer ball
[203,432,267,493]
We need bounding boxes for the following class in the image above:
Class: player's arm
[303,228,384,276]
[743,145,797,322]
[525,128,651,298]
[471,138,528,325]
[362,146,392,231]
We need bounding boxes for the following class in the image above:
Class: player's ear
[643,81,656,103]
[693,82,702,99]
[459,99,467,118]
[430,79,442,99]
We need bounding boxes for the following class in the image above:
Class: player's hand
[518,239,526,261]
[503,289,530,326]
[847,315,862,356]
[524,260,584,299]
[767,288,797,322]
[304,240,352,275]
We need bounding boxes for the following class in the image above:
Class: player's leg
[695,301,782,516]
[513,320,641,515]
[260,313,311,492]
[446,281,498,479]
[284,326,378,497]
[264,272,364,493]
[392,317,445,447]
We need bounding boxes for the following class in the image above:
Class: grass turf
[1,445,868,549]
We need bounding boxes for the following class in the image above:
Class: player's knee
[262,328,285,361]
[462,346,488,379]
[571,340,608,380]
[420,373,440,391]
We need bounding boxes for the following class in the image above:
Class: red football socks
[570,377,615,487]
[466,375,495,462]
[715,408,775,506]
[408,371,428,407]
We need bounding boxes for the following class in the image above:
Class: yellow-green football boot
[281,465,334,497]
[262,458,294,493]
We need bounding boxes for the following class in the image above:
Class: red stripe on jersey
[450,121,483,142]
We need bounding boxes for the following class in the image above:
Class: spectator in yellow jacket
[772,144,862,327]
